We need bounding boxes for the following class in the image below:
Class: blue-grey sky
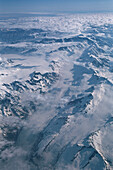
[0,0,113,13]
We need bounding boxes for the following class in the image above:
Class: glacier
[0,13,113,169]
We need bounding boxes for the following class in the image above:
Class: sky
[0,0,113,13]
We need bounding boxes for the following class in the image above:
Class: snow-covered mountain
[0,13,113,169]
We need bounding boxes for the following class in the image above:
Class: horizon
[0,10,113,15]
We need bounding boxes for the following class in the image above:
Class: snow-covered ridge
[0,13,113,169]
